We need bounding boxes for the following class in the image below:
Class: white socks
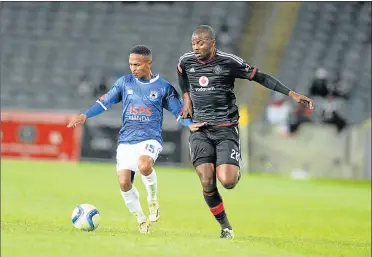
[121,186,146,223]
[141,169,158,202]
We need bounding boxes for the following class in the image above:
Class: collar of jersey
[135,73,160,84]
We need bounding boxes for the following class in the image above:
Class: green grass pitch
[1,159,371,257]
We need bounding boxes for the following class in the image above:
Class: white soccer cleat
[148,200,160,222]
[220,228,234,239]
[138,219,150,234]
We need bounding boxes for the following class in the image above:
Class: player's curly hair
[130,45,152,58]
[193,25,216,40]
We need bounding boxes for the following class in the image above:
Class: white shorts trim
[116,140,163,173]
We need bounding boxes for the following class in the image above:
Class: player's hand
[180,94,193,118]
[189,122,207,132]
[289,91,314,110]
[67,114,87,128]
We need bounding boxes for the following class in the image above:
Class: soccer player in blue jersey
[67,45,205,234]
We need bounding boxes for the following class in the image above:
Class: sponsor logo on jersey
[213,65,222,74]
[199,76,209,87]
[127,89,133,95]
[189,67,195,73]
[128,105,152,121]
[195,87,215,92]
[149,90,158,100]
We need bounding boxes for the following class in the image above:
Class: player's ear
[148,59,152,66]
[210,39,216,48]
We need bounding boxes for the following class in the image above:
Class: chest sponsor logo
[199,76,209,87]
[189,67,195,73]
[128,105,152,121]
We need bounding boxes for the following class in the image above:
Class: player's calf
[196,164,233,232]
[138,155,160,222]
[117,170,148,230]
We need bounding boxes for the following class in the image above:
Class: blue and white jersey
[97,74,188,145]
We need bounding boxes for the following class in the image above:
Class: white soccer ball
[71,204,101,231]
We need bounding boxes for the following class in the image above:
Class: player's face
[129,54,152,80]
[191,33,215,61]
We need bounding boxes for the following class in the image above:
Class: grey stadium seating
[276,2,371,124]
[0,2,249,111]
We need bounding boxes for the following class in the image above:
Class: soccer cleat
[138,220,150,234]
[148,200,160,222]
[220,228,234,239]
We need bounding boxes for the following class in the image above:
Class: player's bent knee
[138,155,154,176]
[221,181,237,190]
[216,164,240,190]
[119,181,132,192]
[200,177,216,192]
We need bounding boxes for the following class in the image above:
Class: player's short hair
[193,25,216,40]
[130,45,152,58]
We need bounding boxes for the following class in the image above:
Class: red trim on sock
[210,202,224,215]
[203,190,216,197]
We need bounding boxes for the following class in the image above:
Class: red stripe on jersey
[210,202,225,215]
[249,67,257,80]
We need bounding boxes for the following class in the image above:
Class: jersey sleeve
[230,57,258,81]
[164,84,192,127]
[177,56,190,94]
[96,78,123,110]
[163,84,183,118]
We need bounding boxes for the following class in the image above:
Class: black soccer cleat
[220,228,234,239]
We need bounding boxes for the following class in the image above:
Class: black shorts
[189,126,241,168]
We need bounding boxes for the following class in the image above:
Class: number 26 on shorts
[230,149,240,161]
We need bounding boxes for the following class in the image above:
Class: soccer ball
[71,204,101,231]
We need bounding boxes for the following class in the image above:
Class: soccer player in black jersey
[177,25,314,239]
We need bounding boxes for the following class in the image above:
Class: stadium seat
[1,1,249,111]
[276,2,371,124]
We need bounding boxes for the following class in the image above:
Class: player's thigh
[116,144,139,173]
[189,131,216,168]
[215,127,241,168]
[136,140,163,164]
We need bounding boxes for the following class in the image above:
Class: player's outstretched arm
[67,100,107,128]
[67,103,104,128]
[251,71,314,109]
[67,78,123,128]
[232,59,314,109]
